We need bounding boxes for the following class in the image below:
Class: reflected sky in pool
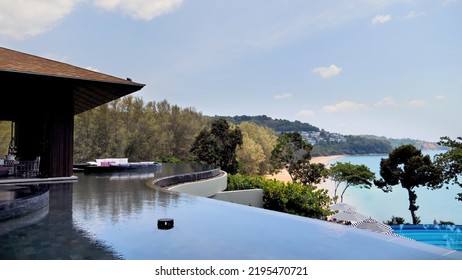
[1,163,462,260]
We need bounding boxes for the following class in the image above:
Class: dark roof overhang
[0,47,145,119]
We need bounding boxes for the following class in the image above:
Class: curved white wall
[167,171,227,197]
[165,171,264,208]
[211,189,263,208]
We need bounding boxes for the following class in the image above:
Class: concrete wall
[155,169,264,208]
[166,171,227,197]
[211,189,263,208]
[0,185,49,221]
[153,169,222,188]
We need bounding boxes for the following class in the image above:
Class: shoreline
[264,155,345,197]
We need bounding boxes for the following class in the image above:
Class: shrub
[227,174,332,219]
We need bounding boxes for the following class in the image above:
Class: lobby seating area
[0,156,40,178]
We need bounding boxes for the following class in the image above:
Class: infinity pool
[391,224,462,251]
[1,164,461,260]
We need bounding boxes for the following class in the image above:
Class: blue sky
[1,0,461,142]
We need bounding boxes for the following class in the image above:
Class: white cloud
[297,110,316,118]
[408,99,427,107]
[0,0,79,40]
[312,64,342,79]
[435,95,446,101]
[0,0,184,40]
[322,101,368,113]
[371,14,391,24]
[404,11,426,19]
[93,0,183,20]
[274,92,293,99]
[374,96,397,107]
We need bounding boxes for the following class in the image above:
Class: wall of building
[211,189,263,208]
[166,171,227,197]
[159,170,264,208]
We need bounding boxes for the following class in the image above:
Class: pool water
[1,163,462,260]
[391,225,462,251]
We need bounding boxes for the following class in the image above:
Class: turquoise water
[391,225,462,251]
[331,151,462,225]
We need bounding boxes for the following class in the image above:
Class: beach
[264,155,344,197]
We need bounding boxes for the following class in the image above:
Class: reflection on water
[0,163,210,260]
[1,163,461,260]
[0,182,121,259]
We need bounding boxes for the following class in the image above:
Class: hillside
[217,115,320,132]
[362,135,446,151]
[216,115,442,155]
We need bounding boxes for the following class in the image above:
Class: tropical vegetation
[269,132,328,186]
[219,115,319,132]
[190,118,243,174]
[435,136,462,201]
[374,144,443,224]
[74,97,206,163]
[328,162,375,203]
[235,121,277,175]
[312,135,392,156]
[227,174,332,219]
[2,96,462,223]
[0,121,11,156]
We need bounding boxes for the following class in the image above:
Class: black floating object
[158,218,174,230]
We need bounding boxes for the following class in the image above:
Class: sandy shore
[264,155,344,197]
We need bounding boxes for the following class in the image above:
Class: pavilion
[0,47,144,178]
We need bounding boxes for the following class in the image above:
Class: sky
[1,0,461,142]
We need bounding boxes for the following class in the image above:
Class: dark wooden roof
[0,47,144,117]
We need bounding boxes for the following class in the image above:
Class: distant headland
[214,115,446,156]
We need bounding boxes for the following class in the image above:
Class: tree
[384,216,407,225]
[269,132,329,186]
[269,132,312,180]
[236,136,265,175]
[190,118,243,174]
[236,122,277,175]
[74,97,206,163]
[329,162,375,203]
[435,136,462,201]
[0,121,13,156]
[374,144,443,225]
[291,162,328,186]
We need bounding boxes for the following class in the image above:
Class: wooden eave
[0,47,145,117]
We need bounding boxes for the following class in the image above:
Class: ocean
[330,150,462,225]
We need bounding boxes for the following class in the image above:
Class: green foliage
[227,174,332,219]
[291,162,328,186]
[374,144,443,224]
[328,162,375,203]
[437,220,455,225]
[312,135,392,156]
[435,136,462,201]
[269,132,312,175]
[218,115,320,132]
[236,122,277,175]
[269,132,329,186]
[74,97,205,163]
[384,216,407,225]
[160,156,182,163]
[0,121,11,156]
[190,118,243,174]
